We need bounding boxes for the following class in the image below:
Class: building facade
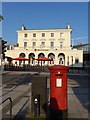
[73,43,90,68]
[5,24,83,67]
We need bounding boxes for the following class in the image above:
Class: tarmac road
[68,74,89,87]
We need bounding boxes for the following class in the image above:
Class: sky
[1,2,88,45]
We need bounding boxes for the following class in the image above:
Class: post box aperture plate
[56,78,62,87]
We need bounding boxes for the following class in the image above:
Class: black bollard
[34,95,40,118]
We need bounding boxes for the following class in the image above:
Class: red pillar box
[49,65,69,111]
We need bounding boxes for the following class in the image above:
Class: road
[68,74,89,87]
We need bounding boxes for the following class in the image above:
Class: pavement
[68,86,88,119]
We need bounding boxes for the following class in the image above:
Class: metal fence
[4,65,88,73]
[4,65,49,72]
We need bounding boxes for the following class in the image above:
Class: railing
[4,65,49,72]
[0,97,12,119]
[4,65,88,73]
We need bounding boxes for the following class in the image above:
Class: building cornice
[16,28,72,33]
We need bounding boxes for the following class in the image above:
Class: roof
[73,43,90,48]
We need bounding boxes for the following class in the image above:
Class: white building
[5,24,83,67]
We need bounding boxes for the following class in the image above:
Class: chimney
[22,25,27,30]
[67,23,70,29]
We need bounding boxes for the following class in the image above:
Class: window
[60,42,63,48]
[71,56,73,64]
[50,42,54,48]
[24,34,28,37]
[24,42,27,48]
[51,33,54,37]
[11,46,14,50]
[75,58,79,64]
[7,45,10,50]
[33,33,36,37]
[42,33,45,37]
[41,42,45,47]
[60,33,63,38]
[32,42,36,48]
[67,56,69,65]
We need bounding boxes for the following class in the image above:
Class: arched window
[48,53,55,64]
[28,53,35,64]
[19,53,25,58]
[19,53,26,66]
[38,53,45,58]
[48,53,55,59]
[58,53,65,65]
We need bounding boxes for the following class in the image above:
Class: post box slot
[55,73,63,76]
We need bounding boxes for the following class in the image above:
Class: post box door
[50,71,67,110]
